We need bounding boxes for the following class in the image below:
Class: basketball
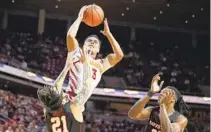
[83,4,104,27]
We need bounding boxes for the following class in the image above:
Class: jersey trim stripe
[70,70,78,82]
[69,76,76,90]
[68,81,75,92]
[66,91,76,99]
[67,76,77,99]
[73,60,80,72]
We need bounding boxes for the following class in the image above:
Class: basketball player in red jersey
[65,5,124,130]
[128,74,189,132]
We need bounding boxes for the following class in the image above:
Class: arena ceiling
[0,0,210,32]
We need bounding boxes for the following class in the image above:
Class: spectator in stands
[5,126,13,132]
[0,106,8,117]
[27,120,39,132]
[14,123,24,132]
[20,59,28,70]
[0,125,2,132]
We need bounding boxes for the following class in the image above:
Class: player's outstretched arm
[100,18,124,67]
[53,54,73,92]
[128,74,164,120]
[128,96,153,120]
[66,6,87,52]
[52,66,69,93]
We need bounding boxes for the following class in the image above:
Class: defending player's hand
[100,18,111,36]
[150,74,164,94]
[78,5,88,20]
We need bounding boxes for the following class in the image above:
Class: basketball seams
[91,4,94,27]
[93,6,103,26]
[83,4,104,27]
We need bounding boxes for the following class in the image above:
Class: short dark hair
[84,34,101,47]
[37,86,63,112]
[167,86,189,114]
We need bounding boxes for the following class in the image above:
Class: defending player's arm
[128,74,164,120]
[38,61,71,119]
[159,91,188,132]
[66,6,87,52]
[101,19,124,67]
[128,95,153,120]
[53,64,70,93]
[38,57,72,102]
[52,51,74,92]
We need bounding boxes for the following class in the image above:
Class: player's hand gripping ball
[83,4,104,27]
[78,5,87,20]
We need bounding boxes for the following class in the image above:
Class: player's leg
[70,102,83,124]
[71,114,85,132]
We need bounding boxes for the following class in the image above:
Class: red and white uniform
[66,48,112,112]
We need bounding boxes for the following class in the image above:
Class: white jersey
[66,48,112,112]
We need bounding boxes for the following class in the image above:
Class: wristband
[147,91,154,97]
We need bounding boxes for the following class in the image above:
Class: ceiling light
[185,20,188,23]
[167,4,170,7]
[201,8,204,11]
[126,7,130,11]
[58,0,61,1]
[55,5,58,8]
[192,14,195,18]
[153,17,157,20]
[160,11,163,14]
[132,0,136,3]
[121,13,125,16]
[12,0,15,3]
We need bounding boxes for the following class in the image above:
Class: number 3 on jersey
[92,68,97,80]
[51,116,68,132]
